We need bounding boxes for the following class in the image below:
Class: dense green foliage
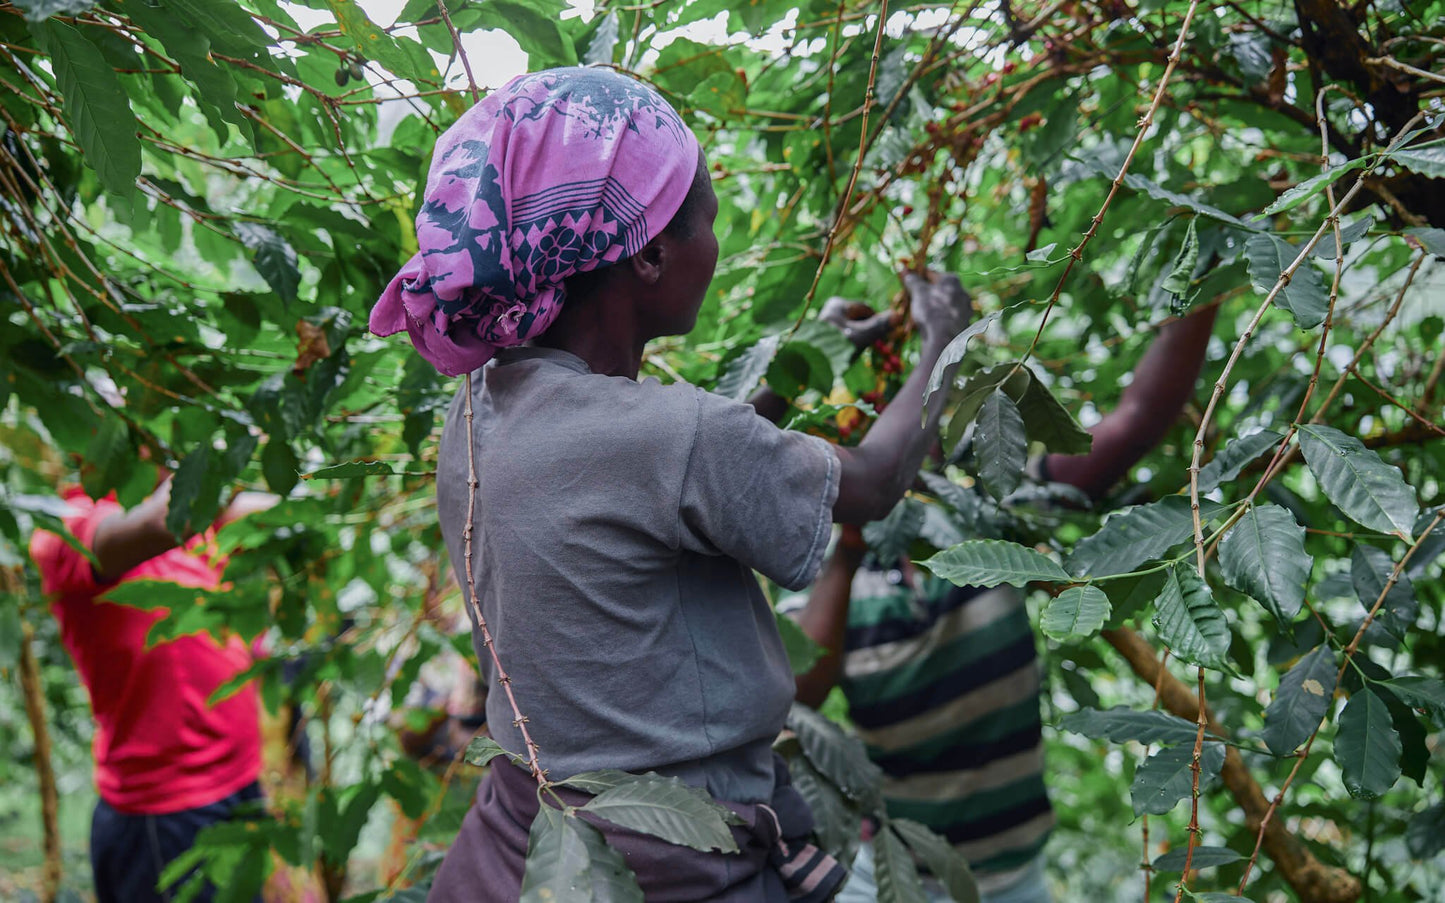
[3,0,1444,899]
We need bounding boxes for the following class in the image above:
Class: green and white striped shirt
[840,566,1053,892]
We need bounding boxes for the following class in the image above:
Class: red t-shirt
[28,490,262,815]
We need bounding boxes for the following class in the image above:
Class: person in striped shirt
[794,302,1219,902]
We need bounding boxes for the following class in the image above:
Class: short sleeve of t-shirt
[677,389,840,591]
[29,496,118,596]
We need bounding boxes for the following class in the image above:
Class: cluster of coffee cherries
[859,388,888,413]
[334,55,367,87]
[871,338,904,376]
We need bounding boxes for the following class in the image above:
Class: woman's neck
[535,302,648,379]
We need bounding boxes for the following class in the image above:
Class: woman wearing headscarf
[371,67,970,901]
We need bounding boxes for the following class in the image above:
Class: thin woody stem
[1172,666,1208,899]
[437,0,481,105]
[791,0,890,333]
[1196,88,1348,566]
[462,373,547,785]
[1308,251,1428,425]
[1014,0,1205,373]
[1211,247,1431,565]
[1140,644,1173,900]
[1187,113,1427,574]
[1176,111,1424,900]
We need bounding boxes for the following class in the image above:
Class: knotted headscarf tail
[369,67,701,376]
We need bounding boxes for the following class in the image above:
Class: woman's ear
[629,236,666,285]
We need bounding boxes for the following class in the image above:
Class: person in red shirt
[29,478,267,903]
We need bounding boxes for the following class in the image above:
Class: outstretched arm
[90,483,277,581]
[1043,304,1219,501]
[90,481,179,582]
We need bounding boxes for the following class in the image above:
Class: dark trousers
[90,782,263,903]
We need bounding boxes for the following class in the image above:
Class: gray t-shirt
[436,347,840,804]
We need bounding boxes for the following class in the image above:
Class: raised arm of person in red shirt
[88,479,179,582]
[86,476,278,582]
[792,302,1220,706]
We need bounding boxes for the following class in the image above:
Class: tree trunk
[19,618,63,903]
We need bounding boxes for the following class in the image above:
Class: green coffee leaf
[1126,220,1169,294]
[261,441,299,496]
[922,312,1001,420]
[1246,232,1329,328]
[120,2,253,143]
[81,414,132,501]
[1261,645,1337,756]
[31,20,141,198]
[1152,845,1243,872]
[716,335,779,400]
[1336,688,1401,799]
[234,223,301,305]
[942,363,1030,456]
[473,0,578,67]
[788,755,860,868]
[104,580,212,612]
[775,612,825,676]
[863,498,925,567]
[1101,570,1166,624]
[1377,677,1445,724]
[324,0,435,84]
[765,342,834,399]
[304,461,397,480]
[463,737,512,768]
[166,446,218,539]
[520,807,642,903]
[1058,706,1201,745]
[1352,544,1417,638]
[1130,742,1225,816]
[1406,802,1445,859]
[1389,139,1445,179]
[1197,430,1283,492]
[1160,216,1199,299]
[921,540,1071,588]
[1313,214,1372,260]
[1152,565,1229,670]
[321,782,380,866]
[791,319,856,383]
[1067,496,1216,578]
[892,819,979,903]
[1041,585,1111,640]
[917,502,968,551]
[1014,371,1093,455]
[1406,226,1445,257]
[1264,158,1370,215]
[1081,159,1250,228]
[581,774,739,853]
[874,824,927,903]
[975,389,1027,499]
[167,0,273,59]
[1218,504,1311,621]
[1298,424,1419,538]
[581,11,620,65]
[787,703,883,809]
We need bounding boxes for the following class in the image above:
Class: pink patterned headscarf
[369,67,701,376]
